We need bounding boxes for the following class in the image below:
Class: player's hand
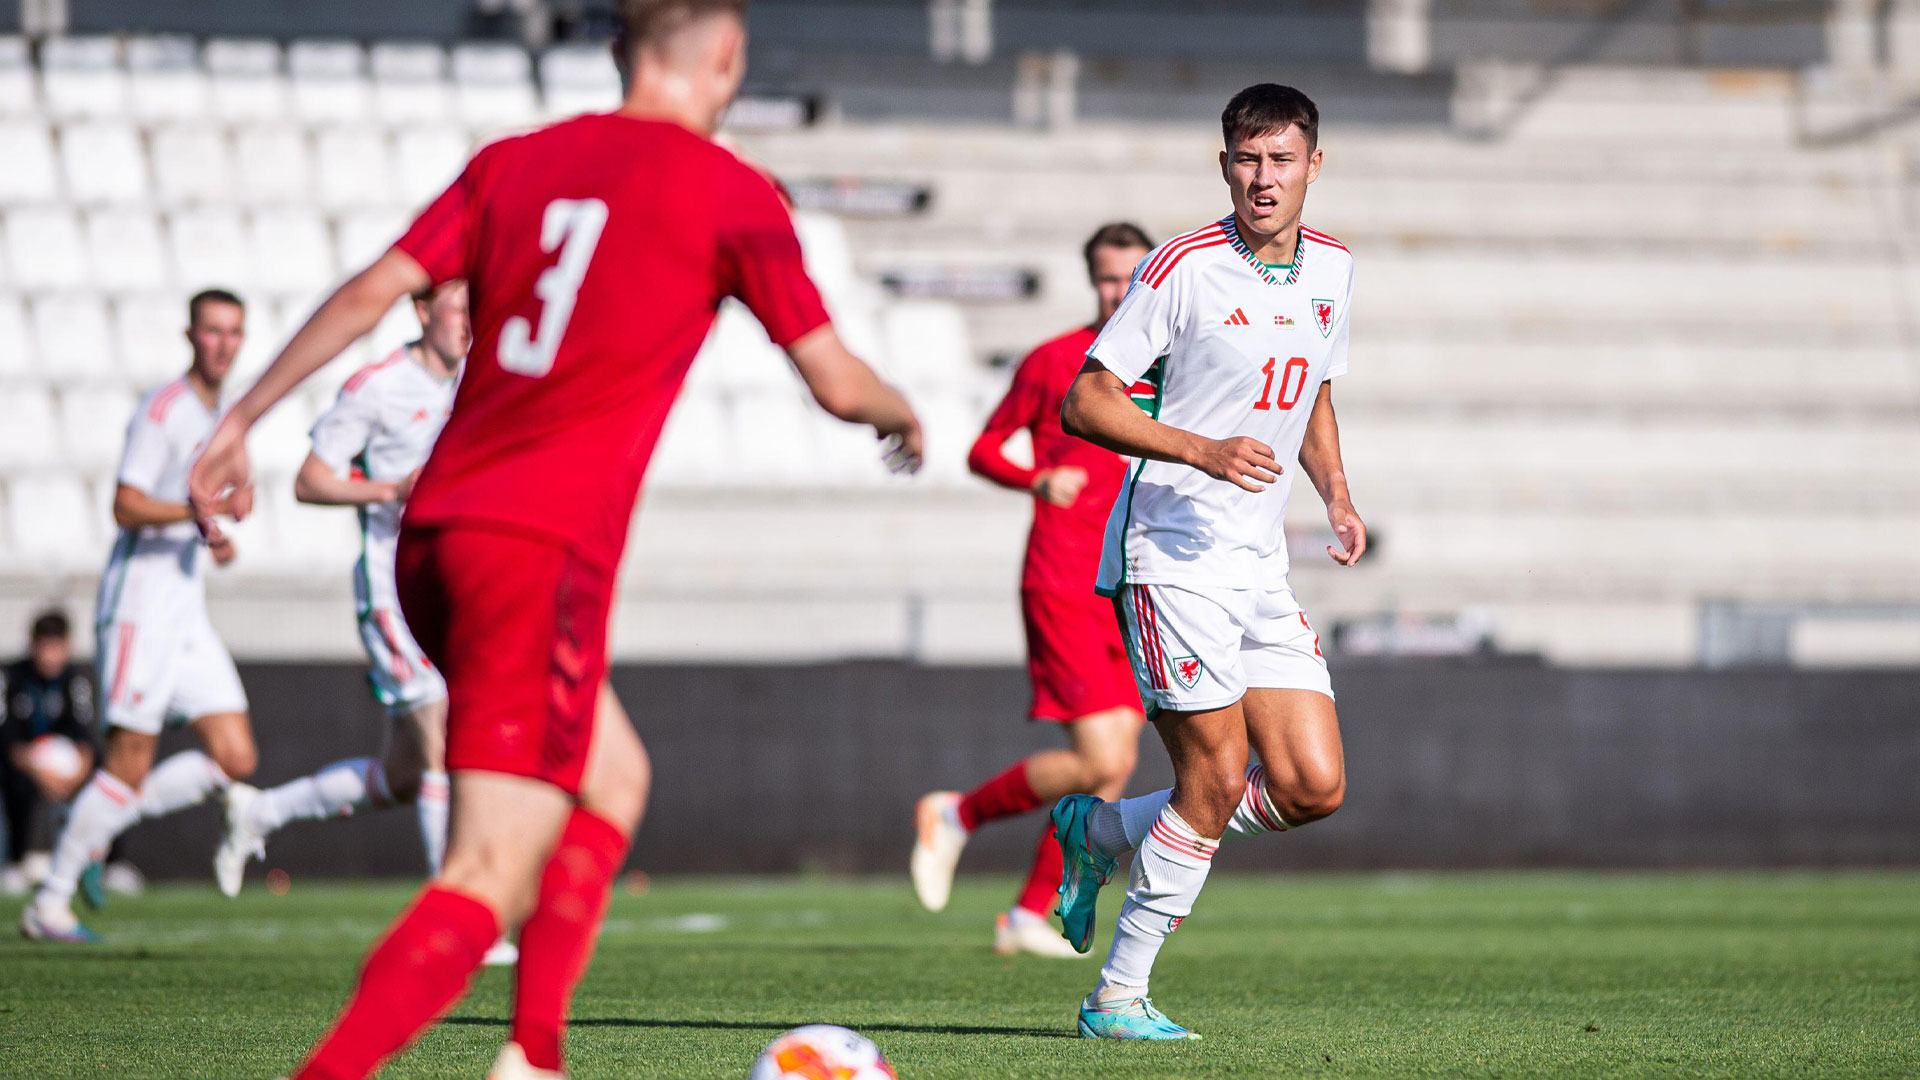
[391,468,423,503]
[1326,499,1367,566]
[1192,436,1280,492]
[189,417,256,527]
[1031,466,1088,508]
[205,521,238,566]
[878,415,923,475]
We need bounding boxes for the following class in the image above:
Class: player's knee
[1078,741,1136,791]
[214,744,258,782]
[1269,766,1344,825]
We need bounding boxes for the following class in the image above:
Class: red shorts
[1021,587,1143,723]
[396,525,612,796]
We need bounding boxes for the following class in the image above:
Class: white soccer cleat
[20,899,100,943]
[910,791,968,912]
[486,1041,566,1079]
[214,783,266,898]
[483,938,520,967]
[993,908,1085,958]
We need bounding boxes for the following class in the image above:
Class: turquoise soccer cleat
[1051,794,1117,953]
[20,902,102,944]
[78,861,106,912]
[1077,994,1202,1040]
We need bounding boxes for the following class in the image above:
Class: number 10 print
[1254,356,1308,411]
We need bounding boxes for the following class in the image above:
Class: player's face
[1220,125,1322,242]
[416,282,471,366]
[30,634,68,679]
[185,301,245,384]
[1088,244,1149,325]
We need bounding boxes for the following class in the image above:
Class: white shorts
[354,553,446,716]
[97,610,249,735]
[1115,582,1333,714]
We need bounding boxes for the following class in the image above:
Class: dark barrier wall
[125,660,1920,880]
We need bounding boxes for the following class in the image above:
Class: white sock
[36,773,140,907]
[416,770,449,875]
[1087,790,1170,859]
[136,751,230,819]
[1225,763,1291,840]
[1097,805,1218,997]
[250,757,385,834]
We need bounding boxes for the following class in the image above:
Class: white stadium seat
[4,207,89,290]
[539,44,621,118]
[168,208,251,290]
[730,390,818,486]
[203,39,288,122]
[650,390,730,487]
[288,40,372,124]
[4,475,99,567]
[85,208,170,291]
[261,480,361,574]
[229,298,287,389]
[336,210,407,272]
[31,292,115,382]
[113,294,189,385]
[880,300,974,390]
[58,386,137,470]
[370,41,452,123]
[314,128,397,209]
[0,293,29,378]
[233,125,314,205]
[912,393,988,486]
[0,36,36,117]
[39,36,127,118]
[150,124,237,205]
[0,385,58,468]
[393,126,469,207]
[249,208,336,294]
[450,43,539,128]
[126,35,210,122]
[58,120,148,205]
[691,302,793,392]
[246,393,317,478]
[0,121,58,202]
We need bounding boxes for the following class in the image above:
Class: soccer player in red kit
[188,3,922,1077]
[910,224,1152,957]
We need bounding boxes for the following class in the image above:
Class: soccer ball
[26,735,86,785]
[749,1025,897,1080]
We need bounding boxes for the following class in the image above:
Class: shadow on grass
[444,1016,1073,1039]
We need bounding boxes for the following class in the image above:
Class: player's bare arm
[1061,360,1280,492]
[785,325,924,473]
[190,249,431,525]
[292,453,412,507]
[111,483,195,529]
[1297,382,1366,566]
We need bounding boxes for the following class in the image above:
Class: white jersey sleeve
[115,404,173,495]
[1324,262,1354,380]
[309,386,379,475]
[1087,255,1192,385]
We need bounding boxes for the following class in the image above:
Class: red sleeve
[393,154,479,286]
[967,349,1047,491]
[716,161,831,348]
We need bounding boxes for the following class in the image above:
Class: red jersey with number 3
[393,113,830,570]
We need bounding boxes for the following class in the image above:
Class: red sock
[956,761,1042,832]
[1014,823,1065,917]
[294,885,499,1080]
[511,809,631,1072]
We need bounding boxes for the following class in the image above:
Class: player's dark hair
[1221,83,1319,150]
[618,0,747,47]
[1082,222,1154,273]
[29,609,69,642]
[187,288,245,325]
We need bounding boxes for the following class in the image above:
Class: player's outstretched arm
[785,325,924,473]
[189,250,431,525]
[1061,360,1280,492]
[292,453,406,507]
[111,483,194,529]
[1298,382,1366,566]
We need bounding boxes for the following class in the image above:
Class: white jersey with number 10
[1089,214,1354,595]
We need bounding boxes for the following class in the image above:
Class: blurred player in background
[210,282,506,964]
[189,2,921,1076]
[1053,84,1365,1039]
[21,290,261,944]
[910,223,1152,958]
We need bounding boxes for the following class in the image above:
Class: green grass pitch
[2,872,1915,1078]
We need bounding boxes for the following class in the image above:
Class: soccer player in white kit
[213,283,466,899]
[22,290,262,943]
[1050,85,1368,1039]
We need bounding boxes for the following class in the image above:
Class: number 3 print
[498,197,609,378]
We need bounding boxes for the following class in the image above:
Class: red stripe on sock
[293,886,499,1080]
[1015,823,1065,917]
[956,760,1041,831]
[1149,821,1216,862]
[512,809,631,1073]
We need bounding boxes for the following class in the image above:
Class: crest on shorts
[1312,299,1335,337]
[1167,915,1186,932]
[1171,655,1203,690]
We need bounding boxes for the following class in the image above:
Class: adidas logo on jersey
[1222,308,1251,326]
